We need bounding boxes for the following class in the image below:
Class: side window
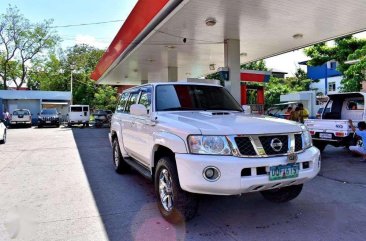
[83,106,89,112]
[125,91,140,113]
[116,92,129,113]
[138,86,152,113]
[347,99,364,110]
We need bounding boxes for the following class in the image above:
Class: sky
[2,0,138,48]
[2,0,366,77]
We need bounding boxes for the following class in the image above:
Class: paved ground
[0,127,366,241]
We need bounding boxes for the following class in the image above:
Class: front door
[132,86,154,166]
[121,90,141,156]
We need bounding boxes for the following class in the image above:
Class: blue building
[299,60,343,95]
[0,90,71,124]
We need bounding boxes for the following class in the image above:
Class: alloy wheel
[159,168,174,212]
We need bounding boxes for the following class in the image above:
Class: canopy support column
[168,66,178,82]
[224,39,241,103]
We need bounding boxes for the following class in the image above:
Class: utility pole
[70,65,75,105]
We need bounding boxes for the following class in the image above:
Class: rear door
[113,92,130,152]
[82,106,90,122]
[69,106,83,122]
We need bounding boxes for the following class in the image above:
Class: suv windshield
[41,109,57,115]
[156,84,242,112]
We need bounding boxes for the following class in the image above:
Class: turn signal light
[335,132,345,137]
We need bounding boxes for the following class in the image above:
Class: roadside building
[299,60,342,95]
[0,90,71,123]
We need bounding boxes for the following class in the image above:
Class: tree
[240,60,267,71]
[304,36,366,92]
[0,5,59,89]
[92,85,118,110]
[342,45,366,91]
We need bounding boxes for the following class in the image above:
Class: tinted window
[138,86,152,112]
[71,107,82,112]
[125,91,140,113]
[156,85,242,112]
[83,107,89,112]
[116,92,129,113]
[41,109,57,115]
[13,110,30,115]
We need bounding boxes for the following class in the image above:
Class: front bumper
[175,147,320,195]
[39,120,60,125]
[11,121,31,125]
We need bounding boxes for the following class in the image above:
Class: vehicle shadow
[70,128,339,241]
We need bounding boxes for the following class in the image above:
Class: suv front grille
[234,137,257,156]
[233,134,304,157]
[259,135,289,155]
[294,134,303,152]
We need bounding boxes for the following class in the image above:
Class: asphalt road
[0,127,365,241]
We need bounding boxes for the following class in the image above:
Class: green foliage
[240,60,268,71]
[264,68,313,108]
[304,36,366,92]
[0,5,59,89]
[26,43,116,110]
[92,85,118,111]
[342,45,366,92]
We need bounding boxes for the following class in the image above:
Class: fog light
[203,166,220,182]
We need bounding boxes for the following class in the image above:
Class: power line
[50,19,124,29]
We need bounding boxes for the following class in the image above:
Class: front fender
[153,131,188,154]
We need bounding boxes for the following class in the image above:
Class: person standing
[349,120,366,162]
[4,109,10,127]
[290,107,300,122]
[284,106,293,120]
[298,103,309,123]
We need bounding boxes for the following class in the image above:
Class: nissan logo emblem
[270,138,283,152]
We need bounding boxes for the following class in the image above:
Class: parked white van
[67,105,90,127]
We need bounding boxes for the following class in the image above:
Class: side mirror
[130,104,148,116]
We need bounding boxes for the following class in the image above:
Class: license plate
[46,121,51,124]
[319,133,332,139]
[269,163,299,181]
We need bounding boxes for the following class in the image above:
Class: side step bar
[124,157,152,181]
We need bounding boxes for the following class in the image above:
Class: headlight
[301,125,312,148]
[188,135,232,155]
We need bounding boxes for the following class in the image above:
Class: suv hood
[158,111,303,135]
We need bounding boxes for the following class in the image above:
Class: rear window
[347,99,364,110]
[71,107,82,112]
[13,110,30,115]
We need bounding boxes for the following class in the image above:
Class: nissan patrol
[110,83,320,223]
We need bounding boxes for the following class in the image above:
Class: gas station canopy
[92,0,366,86]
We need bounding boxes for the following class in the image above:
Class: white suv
[110,83,320,223]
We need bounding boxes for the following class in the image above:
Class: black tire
[38,125,43,128]
[155,157,198,223]
[261,184,303,203]
[313,141,327,152]
[112,138,129,174]
[67,123,72,128]
[0,130,6,144]
[56,124,60,128]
